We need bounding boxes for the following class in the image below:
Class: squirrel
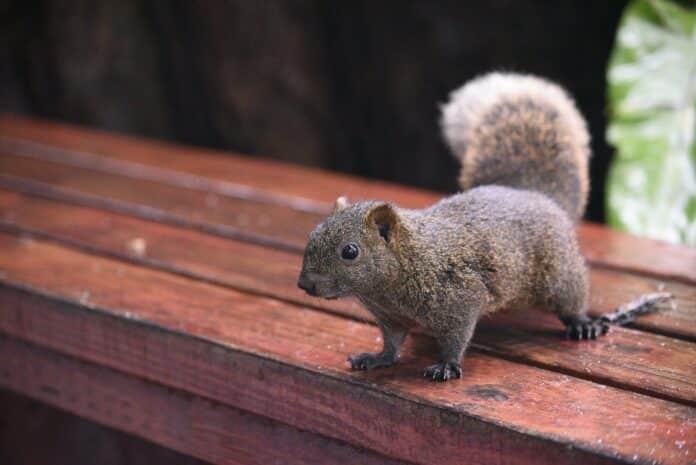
[297,72,672,382]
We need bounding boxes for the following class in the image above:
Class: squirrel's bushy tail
[440,72,591,221]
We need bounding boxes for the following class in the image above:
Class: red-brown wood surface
[0,153,311,251]
[1,115,695,284]
[0,117,694,465]
[0,336,407,465]
[0,233,694,465]
[0,116,437,211]
[1,189,694,405]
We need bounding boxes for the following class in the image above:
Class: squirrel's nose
[297,276,317,296]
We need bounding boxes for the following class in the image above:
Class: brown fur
[441,72,590,221]
[298,72,598,381]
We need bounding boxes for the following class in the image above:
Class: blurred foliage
[606,0,696,245]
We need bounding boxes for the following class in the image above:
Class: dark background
[0,1,629,222]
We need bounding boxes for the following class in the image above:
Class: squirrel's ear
[333,196,349,212]
[366,203,400,245]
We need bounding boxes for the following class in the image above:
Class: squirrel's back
[440,72,590,221]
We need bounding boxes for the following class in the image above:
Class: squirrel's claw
[565,319,610,340]
[423,362,462,382]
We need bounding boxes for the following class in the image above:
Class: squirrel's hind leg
[546,275,609,340]
[348,320,408,371]
[539,255,609,340]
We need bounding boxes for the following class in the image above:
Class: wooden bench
[0,115,694,465]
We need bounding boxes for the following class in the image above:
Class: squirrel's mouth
[297,273,346,300]
[312,287,345,300]
[302,289,342,300]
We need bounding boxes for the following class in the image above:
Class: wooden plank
[0,153,311,252]
[585,268,694,341]
[0,116,436,212]
[0,232,693,465]
[0,187,361,317]
[0,186,692,343]
[1,189,694,406]
[0,335,408,465]
[579,223,696,286]
[1,115,694,284]
[476,311,696,404]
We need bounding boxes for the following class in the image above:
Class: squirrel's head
[297,196,407,300]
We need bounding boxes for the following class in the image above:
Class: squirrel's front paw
[348,352,395,371]
[424,362,462,382]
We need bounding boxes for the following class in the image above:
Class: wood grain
[1,115,695,284]
[579,222,696,285]
[0,232,693,465]
[0,153,310,251]
[0,336,410,465]
[0,119,436,212]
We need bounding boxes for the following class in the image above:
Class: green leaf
[606,0,696,245]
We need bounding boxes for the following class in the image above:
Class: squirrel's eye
[341,243,360,260]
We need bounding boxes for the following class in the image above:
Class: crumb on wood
[126,237,147,257]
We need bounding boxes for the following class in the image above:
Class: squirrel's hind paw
[423,362,462,382]
[565,318,610,340]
